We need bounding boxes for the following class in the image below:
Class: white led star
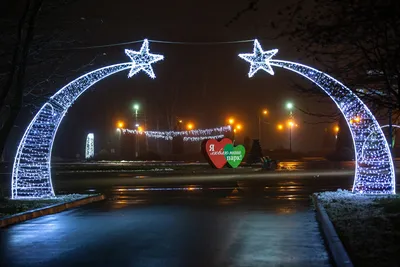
[125,39,164,79]
[239,39,278,77]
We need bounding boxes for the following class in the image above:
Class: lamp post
[286,102,294,119]
[286,102,294,152]
[116,120,125,158]
[186,122,194,130]
[133,103,140,158]
[287,120,294,152]
[258,109,268,143]
[334,125,339,139]
[227,117,235,140]
[233,124,243,145]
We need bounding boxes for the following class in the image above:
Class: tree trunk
[0,0,43,158]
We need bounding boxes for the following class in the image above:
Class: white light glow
[121,125,231,141]
[85,133,94,159]
[238,39,278,77]
[125,39,164,79]
[11,39,163,199]
[239,39,396,194]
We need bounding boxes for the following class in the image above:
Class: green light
[286,102,293,110]
[133,104,140,111]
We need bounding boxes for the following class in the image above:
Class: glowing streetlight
[132,103,140,158]
[334,125,340,139]
[277,124,284,130]
[138,126,144,132]
[236,124,242,130]
[187,123,194,130]
[116,121,125,128]
[286,102,294,110]
[228,117,235,125]
[258,108,268,141]
[334,126,340,133]
[286,119,295,152]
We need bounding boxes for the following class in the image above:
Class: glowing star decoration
[238,39,278,77]
[125,39,164,79]
[85,133,94,159]
[11,39,162,199]
[239,39,395,194]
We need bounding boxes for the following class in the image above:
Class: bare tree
[0,0,44,156]
[275,0,400,111]
[0,0,103,158]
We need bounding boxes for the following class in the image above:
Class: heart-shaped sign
[204,138,233,168]
[224,144,246,168]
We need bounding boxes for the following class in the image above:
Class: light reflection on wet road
[2,160,377,267]
[0,168,356,267]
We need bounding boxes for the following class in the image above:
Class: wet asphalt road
[2,160,400,267]
[0,169,356,267]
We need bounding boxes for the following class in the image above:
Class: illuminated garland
[85,133,94,159]
[120,125,231,141]
[11,39,163,199]
[183,135,225,141]
[239,39,395,194]
[11,38,395,199]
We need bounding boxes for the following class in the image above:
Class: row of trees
[280,0,400,148]
[277,0,400,113]
[231,0,400,148]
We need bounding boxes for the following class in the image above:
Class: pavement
[0,172,356,267]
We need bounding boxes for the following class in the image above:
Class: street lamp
[133,103,140,158]
[258,108,268,142]
[287,120,295,152]
[286,102,294,118]
[334,125,339,139]
[116,120,125,128]
[228,117,235,125]
[277,124,283,130]
[187,123,194,130]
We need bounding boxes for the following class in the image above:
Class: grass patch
[376,197,400,213]
[0,194,92,218]
[316,190,400,267]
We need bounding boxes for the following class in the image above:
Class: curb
[312,194,353,267]
[0,194,105,228]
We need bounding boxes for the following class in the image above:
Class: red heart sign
[205,138,233,169]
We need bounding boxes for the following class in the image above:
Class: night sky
[5,0,340,159]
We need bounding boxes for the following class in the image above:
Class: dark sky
[7,0,340,158]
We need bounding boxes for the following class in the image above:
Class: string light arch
[239,39,395,194]
[11,39,163,198]
[11,38,395,198]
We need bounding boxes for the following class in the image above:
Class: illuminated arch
[11,38,395,198]
[12,40,163,198]
[239,40,395,194]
